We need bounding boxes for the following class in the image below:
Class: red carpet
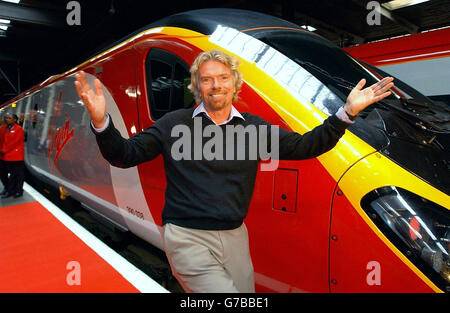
[0,201,139,292]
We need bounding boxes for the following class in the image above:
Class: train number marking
[126,206,144,220]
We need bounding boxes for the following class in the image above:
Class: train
[344,27,450,107]
[1,9,449,293]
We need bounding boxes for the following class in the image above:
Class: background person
[1,113,25,198]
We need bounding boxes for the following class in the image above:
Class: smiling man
[190,51,242,123]
[75,49,394,292]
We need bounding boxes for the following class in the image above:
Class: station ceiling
[1,0,449,104]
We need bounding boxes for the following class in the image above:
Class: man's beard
[204,94,232,111]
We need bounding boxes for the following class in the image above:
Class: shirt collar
[192,103,245,125]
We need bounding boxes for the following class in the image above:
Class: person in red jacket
[0,116,8,194]
[1,113,25,198]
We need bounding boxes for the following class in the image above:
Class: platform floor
[0,182,168,293]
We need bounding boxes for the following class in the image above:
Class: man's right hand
[74,71,107,129]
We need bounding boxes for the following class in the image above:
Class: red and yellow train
[1,9,449,292]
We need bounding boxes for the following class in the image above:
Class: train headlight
[361,186,449,292]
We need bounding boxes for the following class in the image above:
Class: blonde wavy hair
[188,50,243,104]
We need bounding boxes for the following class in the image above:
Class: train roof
[1,9,313,107]
[147,8,304,34]
[94,8,307,60]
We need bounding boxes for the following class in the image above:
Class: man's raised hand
[74,71,107,128]
[344,77,394,117]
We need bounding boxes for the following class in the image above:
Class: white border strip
[23,182,169,293]
[379,50,450,63]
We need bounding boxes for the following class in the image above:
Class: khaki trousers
[163,222,255,293]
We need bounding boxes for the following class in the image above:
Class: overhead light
[0,18,11,31]
[382,0,430,11]
[301,25,317,32]
[1,0,21,3]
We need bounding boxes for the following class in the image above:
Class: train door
[56,45,141,232]
[133,38,200,227]
[244,157,337,292]
[230,73,339,293]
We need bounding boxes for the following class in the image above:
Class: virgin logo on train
[46,91,75,175]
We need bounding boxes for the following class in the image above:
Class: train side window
[145,48,194,120]
[174,63,194,110]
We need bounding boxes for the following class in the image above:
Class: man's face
[4,115,15,125]
[198,60,235,111]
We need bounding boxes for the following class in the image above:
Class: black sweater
[92,107,349,230]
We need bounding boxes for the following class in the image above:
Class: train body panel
[331,151,449,292]
[20,44,165,249]
[344,27,450,106]
[2,9,448,292]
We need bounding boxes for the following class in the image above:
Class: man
[75,50,394,292]
[0,113,25,198]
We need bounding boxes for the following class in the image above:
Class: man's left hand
[344,77,394,117]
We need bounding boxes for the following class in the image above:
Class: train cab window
[145,48,194,120]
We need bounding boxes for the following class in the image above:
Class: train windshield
[209,26,447,133]
[210,26,436,119]
[255,30,434,109]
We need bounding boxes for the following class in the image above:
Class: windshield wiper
[380,99,450,134]
[294,58,450,134]
[295,59,356,91]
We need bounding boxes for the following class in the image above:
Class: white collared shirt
[192,103,245,125]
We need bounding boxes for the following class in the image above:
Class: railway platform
[0,182,168,293]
